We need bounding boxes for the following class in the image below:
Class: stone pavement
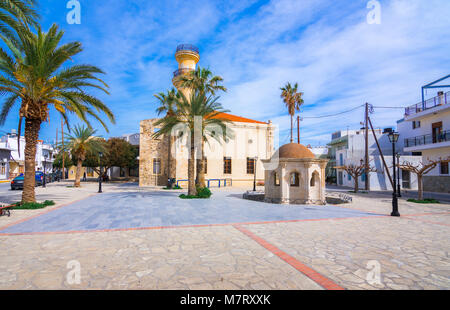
[0,183,448,290]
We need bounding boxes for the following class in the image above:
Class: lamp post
[98,152,103,193]
[253,156,258,192]
[388,131,400,217]
[396,153,401,197]
[43,154,48,188]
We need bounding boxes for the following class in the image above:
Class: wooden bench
[0,205,12,217]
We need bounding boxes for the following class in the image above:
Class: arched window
[310,171,319,187]
[273,172,280,186]
[290,172,299,187]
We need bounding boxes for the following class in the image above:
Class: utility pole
[61,118,65,180]
[297,115,300,144]
[365,102,369,191]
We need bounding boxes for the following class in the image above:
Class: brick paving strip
[233,224,345,290]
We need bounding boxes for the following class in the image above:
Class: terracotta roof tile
[210,112,267,124]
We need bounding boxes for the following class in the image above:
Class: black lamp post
[396,153,401,197]
[98,152,103,193]
[388,131,400,217]
[43,154,48,188]
[253,156,258,192]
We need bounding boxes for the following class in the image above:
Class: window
[153,158,161,175]
[348,173,352,181]
[339,154,343,166]
[274,172,280,186]
[440,162,449,175]
[0,163,5,175]
[223,157,232,174]
[247,158,255,174]
[412,121,421,129]
[290,172,299,187]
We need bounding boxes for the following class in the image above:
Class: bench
[0,205,12,217]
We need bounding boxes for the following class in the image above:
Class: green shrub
[11,200,55,210]
[179,187,212,199]
[163,185,182,190]
[407,198,440,204]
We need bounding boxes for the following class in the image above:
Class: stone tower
[172,44,200,98]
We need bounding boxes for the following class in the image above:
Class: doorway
[432,122,443,143]
[402,169,411,189]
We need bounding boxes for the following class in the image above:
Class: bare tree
[398,157,450,200]
[335,159,376,193]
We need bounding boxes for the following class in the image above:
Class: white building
[0,132,54,178]
[330,128,421,191]
[397,90,450,192]
[0,141,11,180]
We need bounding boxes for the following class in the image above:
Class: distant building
[326,128,421,191]
[0,141,11,180]
[139,44,275,187]
[398,90,450,193]
[0,132,54,178]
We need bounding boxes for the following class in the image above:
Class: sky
[1,0,449,147]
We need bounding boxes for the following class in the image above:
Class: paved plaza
[0,182,449,290]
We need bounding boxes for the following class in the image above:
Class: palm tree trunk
[74,159,82,187]
[196,140,206,188]
[188,132,197,196]
[167,133,172,186]
[417,174,423,200]
[290,115,293,143]
[22,119,41,203]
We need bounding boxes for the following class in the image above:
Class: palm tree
[64,125,104,187]
[0,0,38,42]
[280,82,304,143]
[0,24,115,203]
[153,90,232,196]
[176,66,227,96]
[177,66,227,187]
[155,88,179,186]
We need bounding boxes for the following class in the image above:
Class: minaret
[172,44,200,98]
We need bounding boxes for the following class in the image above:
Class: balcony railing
[173,68,194,78]
[405,91,450,116]
[176,44,199,54]
[404,130,450,148]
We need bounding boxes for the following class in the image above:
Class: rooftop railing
[176,44,199,54]
[173,68,194,78]
[404,130,450,148]
[405,91,450,116]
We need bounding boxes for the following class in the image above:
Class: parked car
[11,171,45,190]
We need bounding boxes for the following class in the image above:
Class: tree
[83,138,138,178]
[177,66,227,187]
[53,151,73,170]
[154,88,179,185]
[0,24,114,203]
[153,90,232,196]
[399,157,450,200]
[0,0,38,42]
[64,125,104,187]
[280,82,304,143]
[335,159,376,193]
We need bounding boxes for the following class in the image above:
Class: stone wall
[423,176,450,193]
[139,119,173,187]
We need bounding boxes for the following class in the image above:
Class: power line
[302,104,364,119]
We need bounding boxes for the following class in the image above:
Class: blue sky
[1,0,450,146]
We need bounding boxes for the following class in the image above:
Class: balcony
[176,44,199,54]
[404,130,450,148]
[404,91,450,117]
[173,68,194,78]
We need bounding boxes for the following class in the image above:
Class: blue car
[11,171,44,190]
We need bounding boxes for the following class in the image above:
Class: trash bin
[167,178,176,189]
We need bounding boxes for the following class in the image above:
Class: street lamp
[396,153,401,197]
[253,156,259,192]
[388,131,400,217]
[98,152,103,193]
[43,154,48,188]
